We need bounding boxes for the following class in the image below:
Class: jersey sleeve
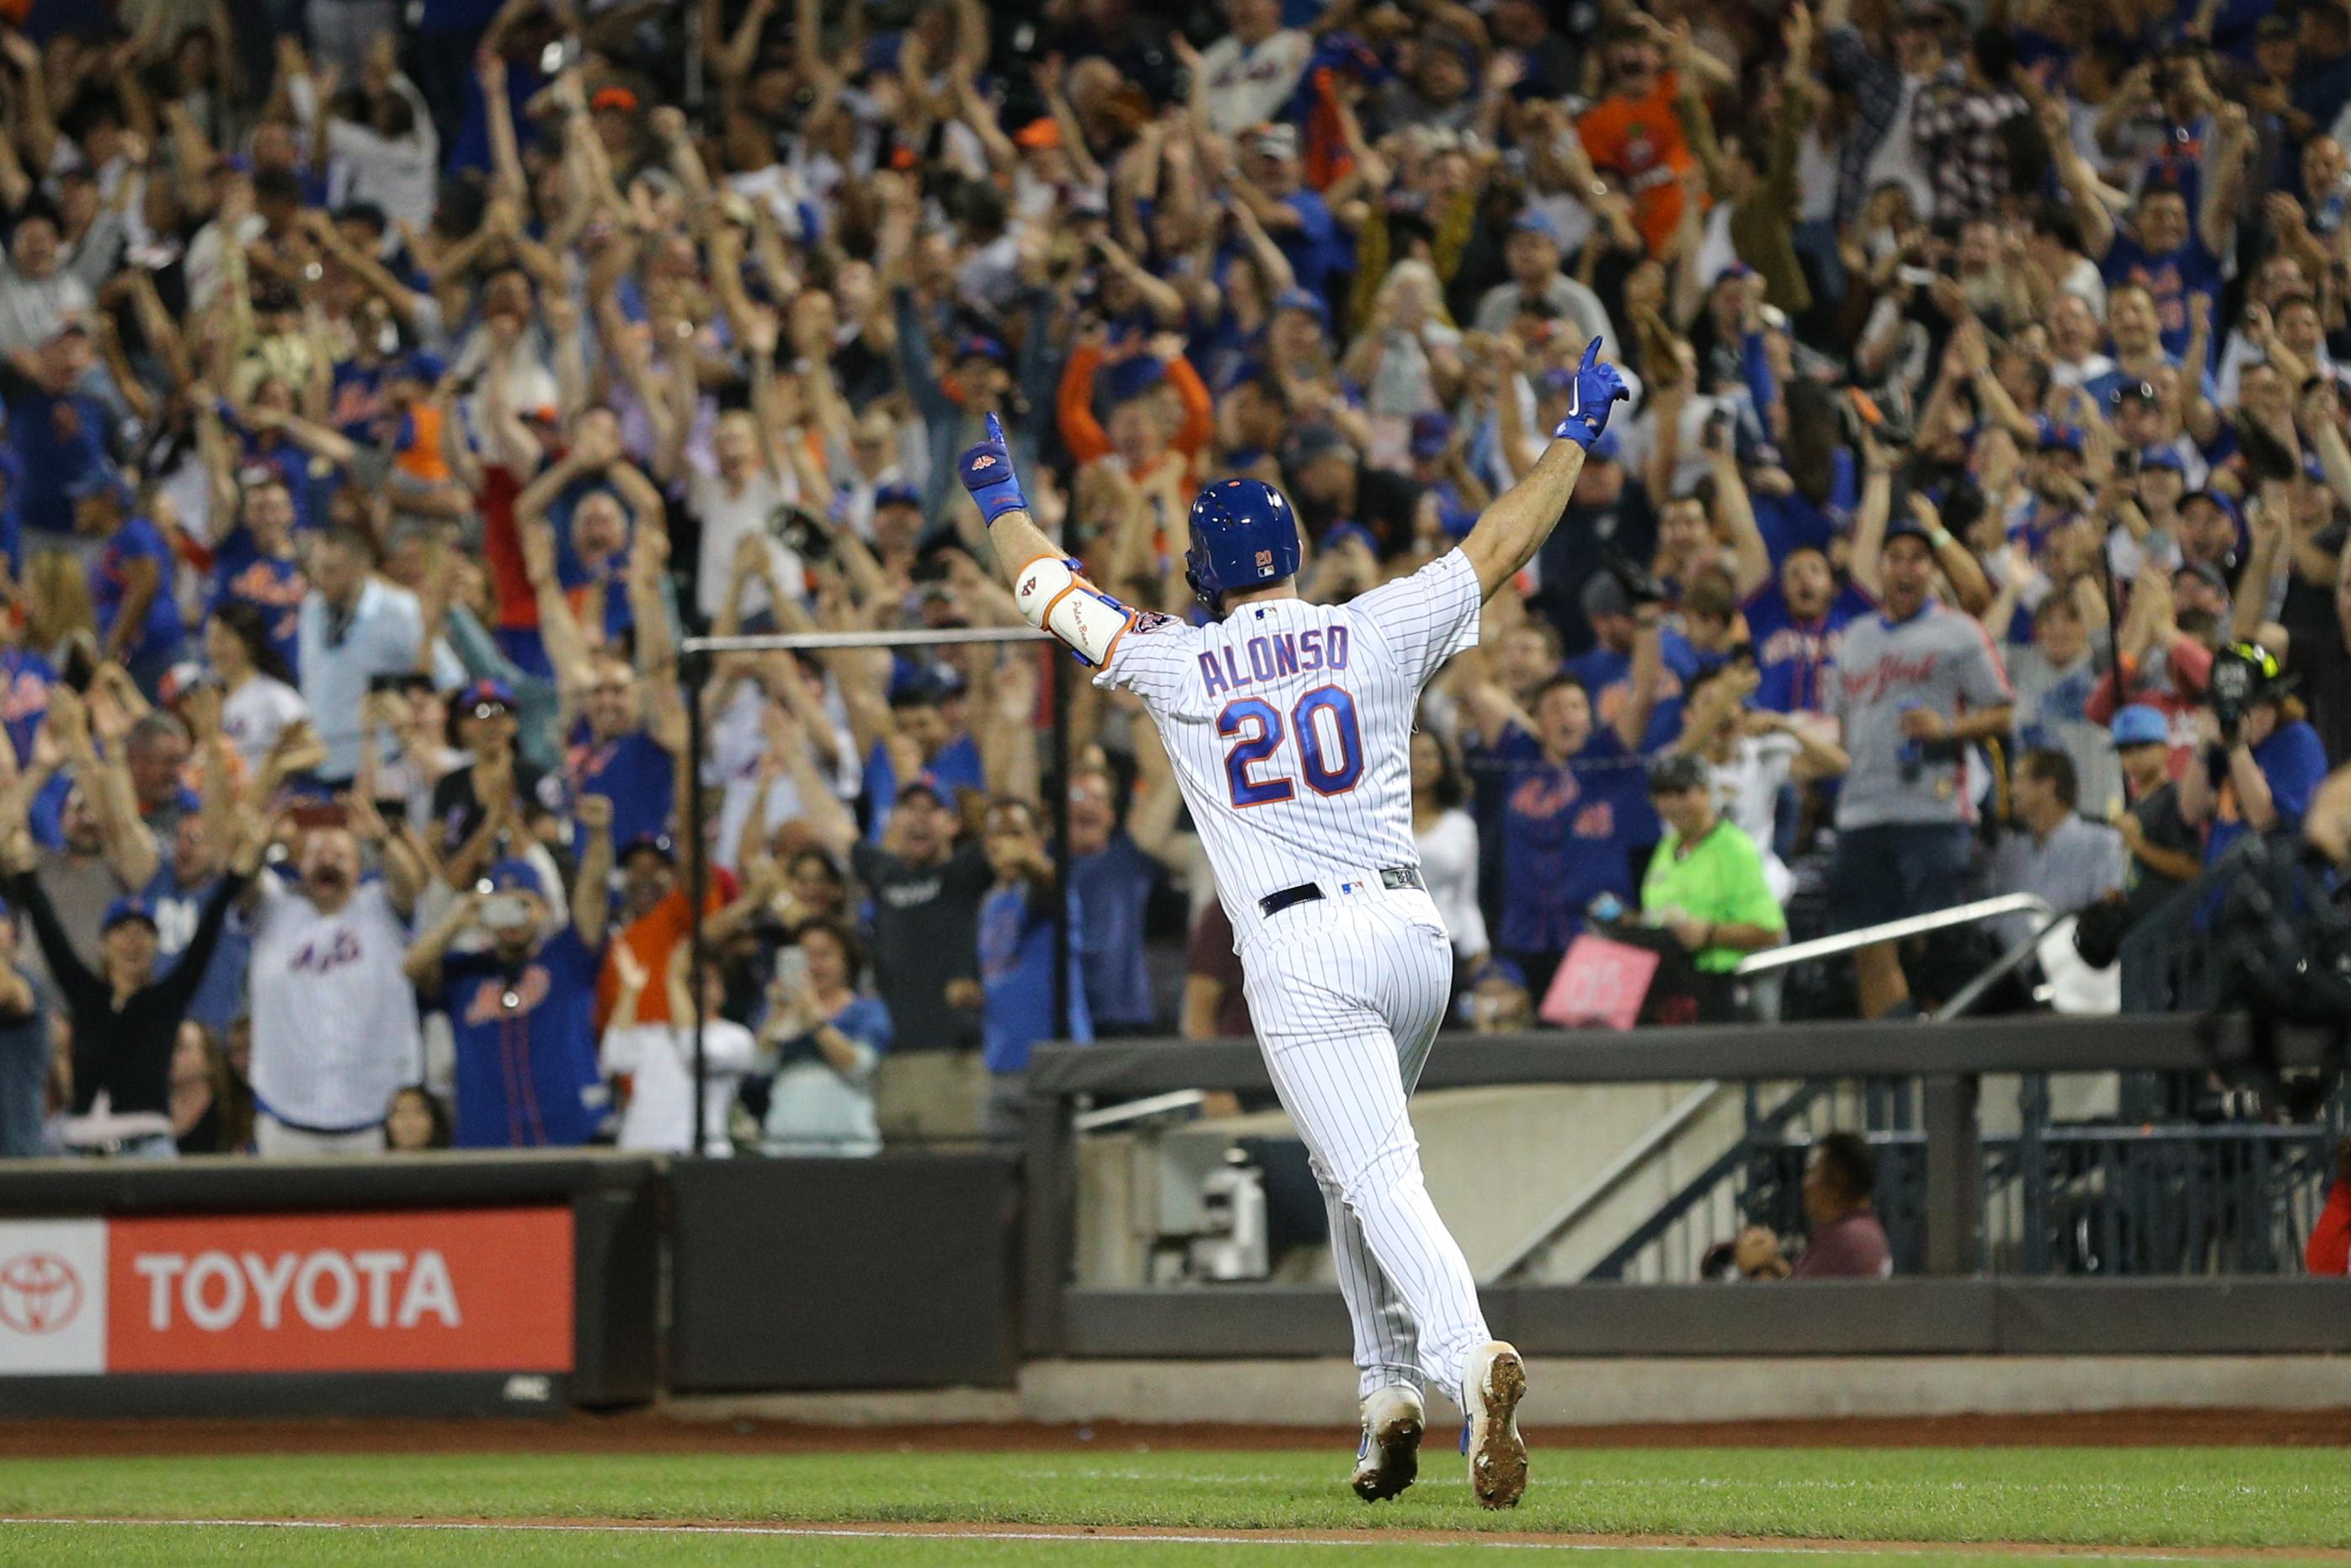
[1350,548,1484,690]
[1957,616,2016,707]
[1093,608,1199,708]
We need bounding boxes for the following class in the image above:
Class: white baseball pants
[1240,887,1490,1400]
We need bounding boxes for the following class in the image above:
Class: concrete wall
[1019,1355,2351,1426]
[1072,1083,1756,1288]
[664,1355,2351,1427]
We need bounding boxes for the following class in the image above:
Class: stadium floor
[0,1416,2346,1565]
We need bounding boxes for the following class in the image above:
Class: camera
[768,501,834,565]
[1602,546,1668,607]
[480,893,534,931]
[2208,650,2256,744]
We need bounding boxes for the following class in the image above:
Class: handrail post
[1922,1073,1982,1276]
[1022,1071,1074,1357]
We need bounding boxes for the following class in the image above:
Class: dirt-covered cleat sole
[1350,1387,1425,1502]
[1462,1341,1527,1509]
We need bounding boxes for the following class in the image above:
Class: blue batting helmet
[1185,478,1302,608]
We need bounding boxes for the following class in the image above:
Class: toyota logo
[0,1252,83,1334]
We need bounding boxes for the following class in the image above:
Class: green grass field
[0,1445,2343,1565]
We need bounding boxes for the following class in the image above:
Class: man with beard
[245,801,428,1155]
[2056,85,2248,363]
[1817,518,2014,1018]
[404,808,615,1149]
[797,761,991,1145]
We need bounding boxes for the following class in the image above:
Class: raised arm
[1709,430,1771,599]
[2199,102,2250,259]
[1458,339,1629,599]
[1613,607,1666,752]
[569,792,617,950]
[2044,94,2116,261]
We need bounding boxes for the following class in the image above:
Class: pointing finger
[1580,336,1602,371]
[985,412,1006,444]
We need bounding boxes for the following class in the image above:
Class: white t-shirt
[1863,75,1935,221]
[221,675,310,777]
[1196,29,1313,136]
[2047,349,2115,392]
[1415,808,1487,961]
[246,877,424,1131]
[688,463,802,621]
[727,163,814,239]
[703,678,860,871]
[604,1018,757,1155]
[1707,733,1800,906]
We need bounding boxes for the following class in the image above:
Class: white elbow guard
[1012,554,1133,668]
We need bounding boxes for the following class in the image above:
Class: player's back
[1097,550,1484,948]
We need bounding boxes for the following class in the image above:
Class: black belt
[1259,866,1424,919]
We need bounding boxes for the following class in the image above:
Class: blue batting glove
[957,412,1030,523]
[1553,337,1630,451]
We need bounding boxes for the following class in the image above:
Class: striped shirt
[1096,548,1483,951]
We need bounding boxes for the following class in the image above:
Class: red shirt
[479,465,534,631]
[1577,74,1696,254]
[2309,1181,2350,1277]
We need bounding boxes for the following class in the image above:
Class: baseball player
[957,339,1629,1509]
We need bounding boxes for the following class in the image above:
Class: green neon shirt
[1640,819,1787,974]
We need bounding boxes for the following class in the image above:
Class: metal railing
[1020,1015,2351,1360]
[1732,893,2054,976]
[1501,895,2057,1280]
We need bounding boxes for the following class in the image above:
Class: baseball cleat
[1351,1385,1425,1502]
[1461,1341,1527,1508]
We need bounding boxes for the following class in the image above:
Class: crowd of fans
[2,0,2349,1162]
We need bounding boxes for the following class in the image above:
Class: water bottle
[1896,701,1925,784]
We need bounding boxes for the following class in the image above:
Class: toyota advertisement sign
[0,1210,573,1375]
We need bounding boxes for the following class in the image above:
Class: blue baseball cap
[1409,410,1453,458]
[953,333,1007,365]
[2181,488,2242,527]
[2136,445,2186,473]
[874,482,922,511]
[460,677,515,716]
[1587,428,1623,461]
[1273,287,1330,325]
[101,895,157,934]
[2034,417,2085,455]
[68,467,135,509]
[1103,354,1167,406]
[620,831,675,865]
[485,859,545,898]
[1469,956,1527,990]
[1511,208,1563,244]
[1884,516,1937,547]
[2109,705,2170,749]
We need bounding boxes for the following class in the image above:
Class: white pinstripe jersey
[1096,548,1483,950]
